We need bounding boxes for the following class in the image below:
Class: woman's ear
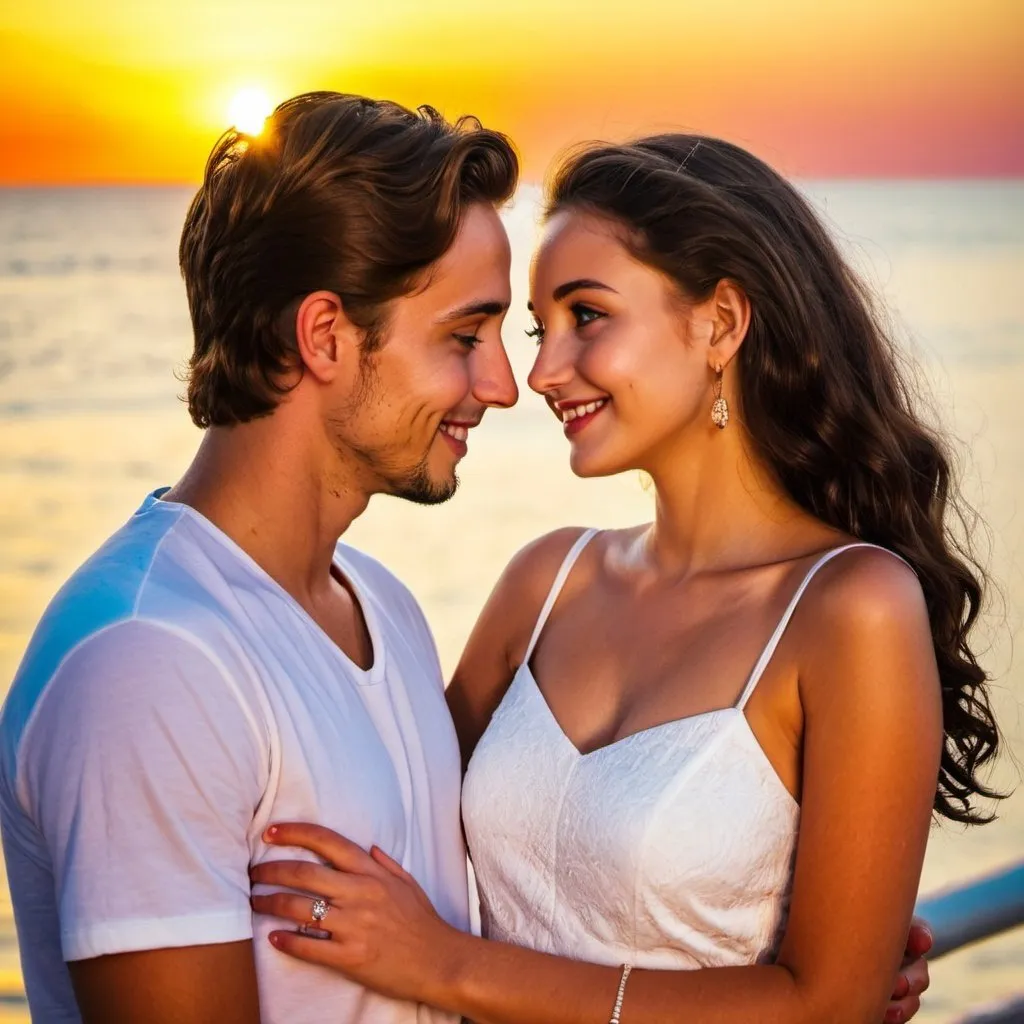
[707,278,751,371]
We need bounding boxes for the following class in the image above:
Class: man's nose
[473,339,519,409]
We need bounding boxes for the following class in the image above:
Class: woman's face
[527,209,720,478]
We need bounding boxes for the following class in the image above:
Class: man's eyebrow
[552,279,617,302]
[436,300,509,324]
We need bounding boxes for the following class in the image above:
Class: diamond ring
[297,897,332,940]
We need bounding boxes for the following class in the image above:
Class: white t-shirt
[0,489,469,1023]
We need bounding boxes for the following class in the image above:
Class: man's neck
[164,413,372,605]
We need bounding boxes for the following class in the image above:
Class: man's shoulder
[34,497,188,645]
[7,498,248,682]
[0,506,263,774]
[2,508,178,734]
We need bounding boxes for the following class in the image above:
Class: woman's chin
[567,446,631,480]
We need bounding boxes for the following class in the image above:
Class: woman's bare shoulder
[499,526,596,603]
[795,544,936,709]
[804,545,927,632]
[446,526,596,767]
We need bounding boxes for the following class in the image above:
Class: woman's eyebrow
[552,278,617,302]
[527,279,617,312]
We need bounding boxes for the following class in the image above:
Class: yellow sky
[1,0,1021,182]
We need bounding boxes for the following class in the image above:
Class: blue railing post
[916,860,1024,959]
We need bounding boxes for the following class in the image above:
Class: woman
[251,135,1000,1022]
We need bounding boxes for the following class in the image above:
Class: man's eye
[454,333,481,349]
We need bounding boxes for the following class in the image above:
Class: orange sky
[0,0,1021,183]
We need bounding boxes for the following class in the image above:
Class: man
[0,92,931,1023]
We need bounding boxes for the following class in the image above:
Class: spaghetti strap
[734,542,912,710]
[523,529,599,664]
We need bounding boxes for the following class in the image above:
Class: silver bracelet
[609,963,633,1024]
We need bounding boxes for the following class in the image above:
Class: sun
[228,88,273,136]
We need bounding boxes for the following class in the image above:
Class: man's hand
[884,918,933,1023]
[69,940,261,1024]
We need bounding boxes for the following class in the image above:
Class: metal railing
[918,860,1024,959]
[949,999,1024,1024]
[916,860,1024,1023]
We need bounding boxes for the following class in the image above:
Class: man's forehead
[440,205,511,270]
[407,205,512,314]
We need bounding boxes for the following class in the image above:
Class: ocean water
[0,182,1022,1021]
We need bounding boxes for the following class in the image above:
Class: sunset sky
[0,0,1021,183]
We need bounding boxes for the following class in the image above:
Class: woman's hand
[885,919,932,1023]
[250,823,462,1006]
[251,822,936,1023]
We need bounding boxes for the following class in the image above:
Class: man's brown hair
[179,91,519,427]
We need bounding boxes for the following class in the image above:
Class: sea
[0,181,1021,1021]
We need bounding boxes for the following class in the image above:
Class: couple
[0,91,1000,1023]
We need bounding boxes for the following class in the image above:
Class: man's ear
[293,291,362,384]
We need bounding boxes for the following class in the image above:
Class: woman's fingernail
[269,933,282,947]
[265,825,279,840]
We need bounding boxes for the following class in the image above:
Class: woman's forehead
[530,210,656,304]
[532,212,627,276]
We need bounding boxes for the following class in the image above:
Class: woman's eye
[571,303,605,329]
[525,323,545,344]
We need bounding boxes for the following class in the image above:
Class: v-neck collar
[140,488,386,685]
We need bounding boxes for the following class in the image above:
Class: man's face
[330,202,518,504]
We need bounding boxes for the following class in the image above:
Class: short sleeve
[18,618,269,962]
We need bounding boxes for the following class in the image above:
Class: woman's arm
[445,527,591,770]
[253,550,941,1024]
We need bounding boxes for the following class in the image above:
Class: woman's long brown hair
[548,135,1001,824]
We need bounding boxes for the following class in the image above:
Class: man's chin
[389,470,459,507]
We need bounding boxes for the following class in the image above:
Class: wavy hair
[547,134,1001,824]
[180,91,519,427]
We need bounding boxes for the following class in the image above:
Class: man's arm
[21,619,269,1020]
[69,941,261,1024]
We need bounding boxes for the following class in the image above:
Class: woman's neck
[642,428,820,579]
